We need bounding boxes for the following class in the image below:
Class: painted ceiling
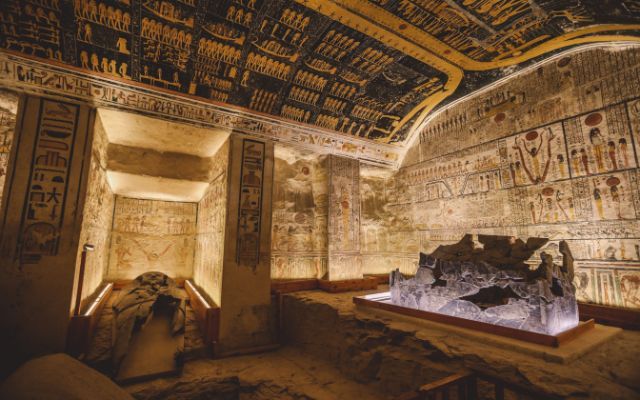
[1,0,640,146]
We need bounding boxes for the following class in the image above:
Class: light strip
[186,280,211,309]
[83,282,114,317]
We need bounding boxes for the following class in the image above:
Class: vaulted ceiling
[2,0,640,147]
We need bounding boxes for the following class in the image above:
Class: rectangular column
[217,134,275,354]
[327,155,362,280]
[0,96,94,372]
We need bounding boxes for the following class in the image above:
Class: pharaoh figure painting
[1,1,640,400]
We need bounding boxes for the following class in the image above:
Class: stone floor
[124,347,385,400]
[89,287,640,400]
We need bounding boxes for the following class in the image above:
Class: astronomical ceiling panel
[1,0,640,149]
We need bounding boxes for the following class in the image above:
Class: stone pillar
[0,96,94,372]
[217,134,274,355]
[327,155,362,280]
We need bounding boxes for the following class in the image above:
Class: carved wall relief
[193,139,229,305]
[271,145,328,279]
[388,46,640,308]
[327,155,361,280]
[108,196,196,280]
[19,99,80,264]
[236,139,265,267]
[74,114,114,303]
[0,89,18,206]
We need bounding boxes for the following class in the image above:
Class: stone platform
[281,287,640,399]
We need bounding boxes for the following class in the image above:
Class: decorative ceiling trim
[0,51,402,167]
[299,0,640,145]
[319,0,640,70]
[296,0,464,145]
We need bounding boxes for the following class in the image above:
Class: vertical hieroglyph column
[0,96,93,371]
[217,133,274,355]
[327,155,362,280]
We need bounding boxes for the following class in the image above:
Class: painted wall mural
[0,89,18,205]
[19,99,79,264]
[271,145,328,279]
[193,139,228,306]
[328,155,361,280]
[236,138,265,267]
[376,46,640,308]
[108,196,196,280]
[74,114,114,304]
[3,0,640,147]
[360,165,417,275]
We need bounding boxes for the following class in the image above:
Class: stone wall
[360,165,417,275]
[73,113,115,305]
[271,145,328,279]
[107,197,196,280]
[327,155,362,280]
[193,139,229,306]
[0,89,18,205]
[0,96,94,372]
[379,45,640,308]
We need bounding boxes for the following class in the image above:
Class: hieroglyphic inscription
[20,99,78,264]
[0,53,402,167]
[236,139,264,266]
[328,155,361,279]
[388,47,640,308]
[108,196,196,279]
[271,146,328,279]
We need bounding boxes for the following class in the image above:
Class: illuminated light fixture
[73,243,95,316]
[186,279,210,309]
[83,282,114,317]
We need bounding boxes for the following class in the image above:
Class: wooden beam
[579,302,640,330]
[318,277,379,293]
[271,279,319,294]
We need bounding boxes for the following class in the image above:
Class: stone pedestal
[216,134,275,355]
[0,96,94,372]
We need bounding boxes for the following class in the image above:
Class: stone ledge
[281,288,640,399]
[355,299,620,364]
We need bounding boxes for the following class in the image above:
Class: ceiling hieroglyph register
[2,0,640,160]
[1,1,640,399]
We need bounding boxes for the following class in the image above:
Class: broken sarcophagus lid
[390,235,579,335]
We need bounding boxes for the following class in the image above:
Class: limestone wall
[193,140,229,306]
[327,155,362,280]
[107,197,196,280]
[360,165,417,275]
[271,146,328,279]
[374,45,640,308]
[0,89,18,205]
[73,114,115,305]
[0,96,94,371]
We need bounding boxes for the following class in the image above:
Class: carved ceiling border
[0,51,403,168]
